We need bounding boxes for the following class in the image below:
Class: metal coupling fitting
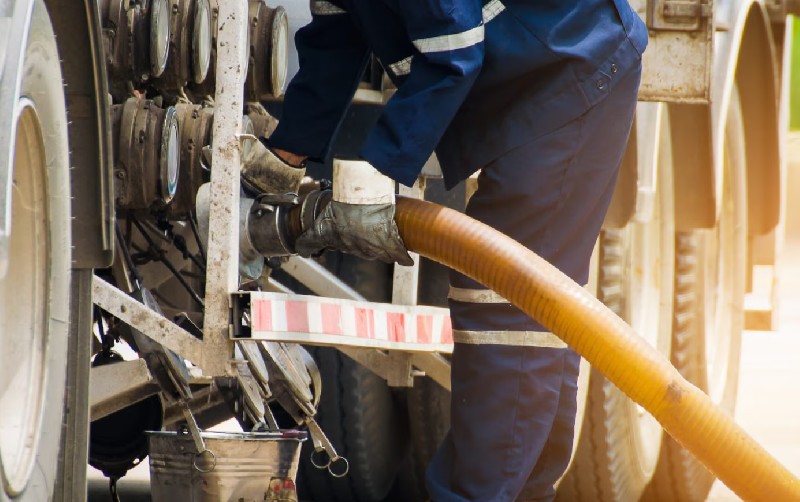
[245,189,332,258]
[245,193,298,257]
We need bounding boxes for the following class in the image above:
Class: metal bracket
[764,0,800,20]
[92,275,204,364]
[648,0,711,31]
[337,348,450,390]
[639,0,714,102]
[89,358,159,421]
[280,256,364,300]
[179,401,207,454]
[226,357,268,427]
[409,353,451,391]
[162,381,227,428]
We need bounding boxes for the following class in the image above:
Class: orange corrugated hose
[394,197,800,501]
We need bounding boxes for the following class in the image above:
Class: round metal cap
[159,106,180,203]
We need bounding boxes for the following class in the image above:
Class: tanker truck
[0,0,795,501]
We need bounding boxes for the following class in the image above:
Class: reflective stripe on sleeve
[413,25,484,53]
[448,286,509,304]
[395,4,502,75]
[310,0,345,15]
[453,330,567,348]
[388,55,413,77]
[482,0,505,23]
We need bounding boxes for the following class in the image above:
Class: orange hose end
[395,197,800,501]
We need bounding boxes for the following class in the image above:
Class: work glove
[295,200,414,266]
[241,138,305,195]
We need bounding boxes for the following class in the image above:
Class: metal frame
[89,358,157,421]
[636,0,715,103]
[93,275,204,363]
[90,0,452,404]
[281,256,364,300]
[201,0,248,376]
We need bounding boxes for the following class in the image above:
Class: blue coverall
[269,1,647,500]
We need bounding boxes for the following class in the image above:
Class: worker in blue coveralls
[241,0,647,500]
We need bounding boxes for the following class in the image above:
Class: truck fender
[45,0,114,268]
[661,1,782,233]
[733,3,782,236]
[696,0,782,233]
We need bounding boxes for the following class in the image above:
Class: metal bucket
[147,430,306,502]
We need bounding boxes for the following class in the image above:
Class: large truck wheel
[296,347,409,502]
[642,89,747,502]
[0,1,78,499]
[558,103,675,501]
[401,375,450,500]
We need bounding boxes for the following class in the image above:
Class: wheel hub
[0,101,49,495]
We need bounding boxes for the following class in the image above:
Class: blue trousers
[425,62,641,502]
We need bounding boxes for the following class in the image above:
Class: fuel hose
[393,196,800,501]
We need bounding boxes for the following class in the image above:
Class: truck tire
[402,376,450,500]
[296,347,409,502]
[0,1,76,499]
[642,88,747,502]
[558,103,675,502]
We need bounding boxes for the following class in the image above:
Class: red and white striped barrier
[246,292,454,353]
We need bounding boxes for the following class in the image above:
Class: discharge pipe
[243,182,799,500]
[391,197,800,502]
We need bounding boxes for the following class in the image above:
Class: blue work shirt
[268,0,648,189]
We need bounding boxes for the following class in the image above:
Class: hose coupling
[245,189,332,258]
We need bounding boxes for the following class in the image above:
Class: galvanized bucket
[147,430,306,502]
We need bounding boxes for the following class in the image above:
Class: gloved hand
[241,138,305,195]
[295,200,414,266]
